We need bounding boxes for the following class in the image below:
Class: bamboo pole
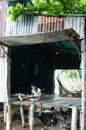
[71,107,77,130]
[29,103,35,130]
[20,105,25,127]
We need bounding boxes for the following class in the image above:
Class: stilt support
[20,105,25,127]
[71,106,77,130]
[6,102,12,130]
[29,103,35,130]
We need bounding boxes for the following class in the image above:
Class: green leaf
[26,2,31,8]
[8,6,15,12]
[6,13,12,18]
[11,16,17,21]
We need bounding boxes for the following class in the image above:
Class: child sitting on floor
[18,83,42,101]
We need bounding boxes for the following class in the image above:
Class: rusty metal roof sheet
[5,16,85,39]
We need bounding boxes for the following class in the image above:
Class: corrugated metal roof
[38,16,64,32]
[64,17,85,38]
[37,16,85,38]
[2,15,85,57]
[5,15,65,36]
[6,15,40,36]
[5,16,85,39]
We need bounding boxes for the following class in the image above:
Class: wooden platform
[10,96,81,130]
[11,96,81,108]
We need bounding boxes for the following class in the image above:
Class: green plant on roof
[6,2,36,21]
[6,0,86,21]
[6,3,24,21]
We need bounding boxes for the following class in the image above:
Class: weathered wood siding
[0,0,7,58]
[0,0,7,36]
[81,28,86,130]
[0,56,8,102]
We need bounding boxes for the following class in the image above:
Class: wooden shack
[0,28,82,94]
[0,15,86,130]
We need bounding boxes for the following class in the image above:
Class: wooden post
[80,110,82,128]
[4,47,12,130]
[39,105,42,116]
[6,102,12,130]
[81,38,86,130]
[20,105,25,127]
[3,103,6,124]
[71,107,77,130]
[29,103,35,130]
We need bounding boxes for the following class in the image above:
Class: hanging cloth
[34,62,39,76]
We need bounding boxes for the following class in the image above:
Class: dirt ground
[0,120,61,130]
[0,105,63,130]
[0,105,80,130]
[0,125,42,130]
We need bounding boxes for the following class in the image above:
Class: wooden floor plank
[11,96,81,108]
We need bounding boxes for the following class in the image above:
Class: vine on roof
[6,0,86,21]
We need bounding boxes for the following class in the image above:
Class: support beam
[6,102,12,130]
[71,107,77,130]
[80,110,82,128]
[0,28,81,48]
[20,105,25,127]
[5,47,12,130]
[29,103,35,130]
[39,105,42,116]
[3,103,6,124]
[81,38,86,130]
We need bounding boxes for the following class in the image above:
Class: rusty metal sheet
[5,15,65,36]
[5,16,85,39]
[38,16,64,32]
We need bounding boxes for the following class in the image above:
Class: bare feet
[18,93,23,101]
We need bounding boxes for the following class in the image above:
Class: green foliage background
[6,0,86,21]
